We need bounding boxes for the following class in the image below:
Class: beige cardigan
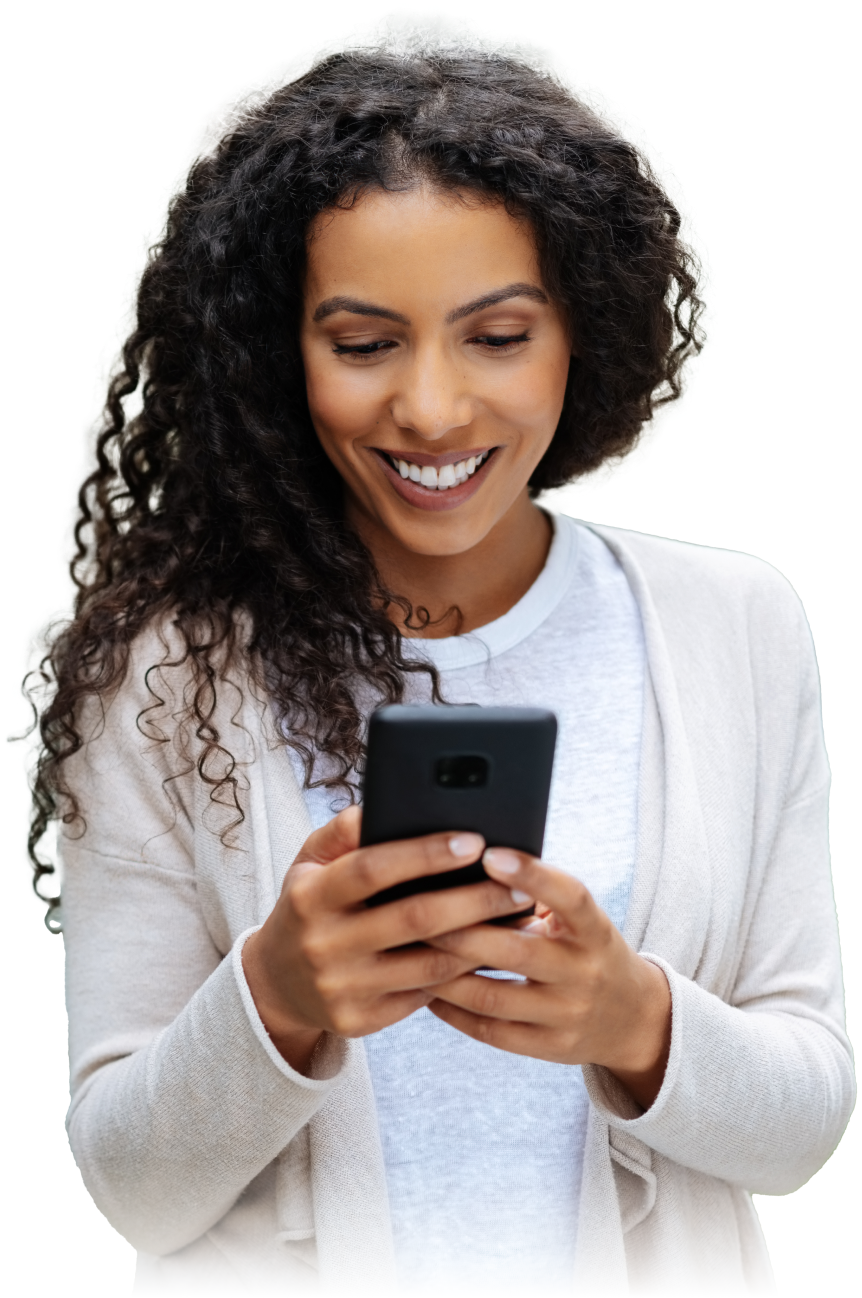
[61,521,855,1295]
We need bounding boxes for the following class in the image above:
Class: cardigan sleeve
[61,629,346,1255]
[583,591,856,1193]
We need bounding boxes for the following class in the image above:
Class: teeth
[388,450,489,489]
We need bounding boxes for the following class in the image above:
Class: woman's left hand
[426,849,672,1111]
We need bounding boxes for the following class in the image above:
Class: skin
[242,186,671,1109]
[298,185,564,634]
[427,848,671,1107]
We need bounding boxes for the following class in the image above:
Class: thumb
[291,804,362,868]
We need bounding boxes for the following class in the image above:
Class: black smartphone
[361,704,557,917]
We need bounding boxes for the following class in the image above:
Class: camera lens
[435,754,489,789]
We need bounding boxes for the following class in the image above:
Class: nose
[389,341,473,441]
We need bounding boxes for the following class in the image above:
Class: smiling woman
[301,189,570,629]
[31,42,852,1298]
[29,48,703,879]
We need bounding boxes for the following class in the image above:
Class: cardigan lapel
[589,523,714,977]
[572,524,717,1288]
[592,521,767,996]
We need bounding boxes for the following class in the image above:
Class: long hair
[28,46,704,928]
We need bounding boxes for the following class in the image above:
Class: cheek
[302,358,378,459]
[490,355,570,448]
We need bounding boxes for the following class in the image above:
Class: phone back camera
[435,754,489,789]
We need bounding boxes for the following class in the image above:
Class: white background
[0,1157,856,1298]
[737,0,856,355]
[3,0,856,1292]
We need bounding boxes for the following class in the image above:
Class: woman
[33,47,853,1295]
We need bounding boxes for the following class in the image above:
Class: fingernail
[511,889,533,905]
[482,848,520,875]
[449,833,484,858]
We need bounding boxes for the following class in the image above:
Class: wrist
[240,934,324,1074]
[604,957,671,1110]
[240,929,315,1038]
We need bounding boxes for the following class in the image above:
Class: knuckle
[314,969,344,1004]
[474,1017,494,1044]
[289,874,315,919]
[352,852,377,895]
[569,879,590,910]
[329,1006,361,1037]
[422,948,459,984]
[299,930,331,971]
[400,894,433,938]
[489,882,518,912]
[474,982,501,1017]
[582,958,607,999]
[597,916,615,949]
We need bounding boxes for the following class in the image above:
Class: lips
[371,443,498,508]
[371,446,498,472]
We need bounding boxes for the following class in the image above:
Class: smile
[372,447,498,512]
[384,450,490,490]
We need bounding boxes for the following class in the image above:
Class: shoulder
[581,520,810,646]
[121,607,255,680]
[61,612,267,858]
[119,610,254,692]
[580,519,827,773]
[89,610,262,738]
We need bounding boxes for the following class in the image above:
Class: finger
[358,879,528,951]
[373,939,488,996]
[291,805,362,868]
[480,850,608,944]
[428,921,559,981]
[317,831,486,910]
[428,999,555,1059]
[430,971,546,1022]
[516,915,551,934]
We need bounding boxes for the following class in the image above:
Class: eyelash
[332,333,531,358]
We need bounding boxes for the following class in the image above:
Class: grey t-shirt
[293,515,645,1292]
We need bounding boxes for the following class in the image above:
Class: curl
[27,45,703,926]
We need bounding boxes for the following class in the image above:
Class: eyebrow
[312,282,549,326]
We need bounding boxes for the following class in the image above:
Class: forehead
[303,186,542,309]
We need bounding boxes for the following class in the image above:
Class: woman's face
[300,186,572,558]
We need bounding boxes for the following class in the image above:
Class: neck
[348,491,553,638]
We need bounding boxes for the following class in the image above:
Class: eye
[469,332,531,353]
[332,340,398,358]
[331,334,529,360]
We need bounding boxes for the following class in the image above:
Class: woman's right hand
[241,805,528,1074]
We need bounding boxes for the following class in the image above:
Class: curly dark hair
[28,45,704,929]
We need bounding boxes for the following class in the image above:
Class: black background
[5,0,856,1157]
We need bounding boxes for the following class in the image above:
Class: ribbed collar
[400,511,579,672]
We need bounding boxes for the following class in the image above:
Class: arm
[599,960,675,1111]
[579,596,855,1192]
[61,638,347,1256]
[240,929,324,1079]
